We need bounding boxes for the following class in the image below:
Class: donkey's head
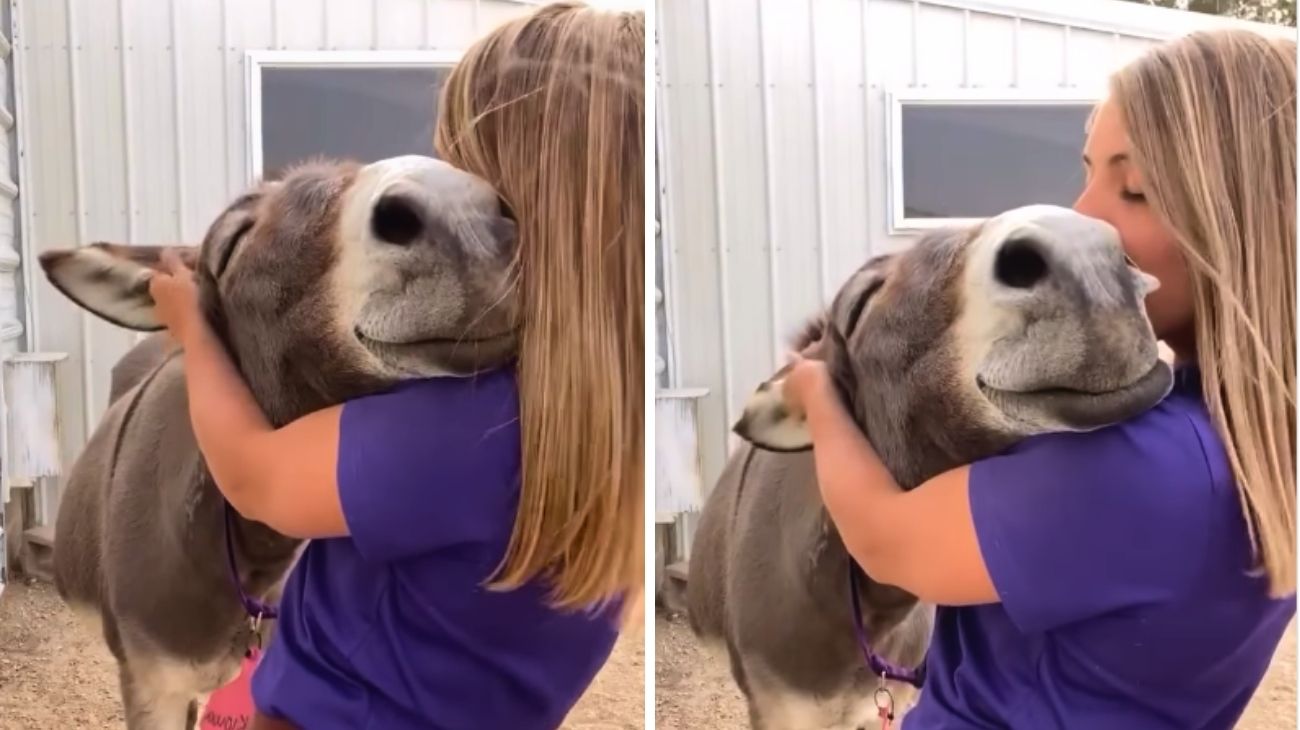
[40,155,517,424]
[734,205,1173,488]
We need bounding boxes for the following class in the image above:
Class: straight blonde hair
[434,3,644,615]
[1111,29,1296,596]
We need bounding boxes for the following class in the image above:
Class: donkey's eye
[216,220,255,278]
[846,279,884,336]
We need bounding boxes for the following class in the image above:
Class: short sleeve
[337,368,521,563]
[970,406,1215,633]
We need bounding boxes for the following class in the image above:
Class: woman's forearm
[179,324,274,512]
[803,389,908,576]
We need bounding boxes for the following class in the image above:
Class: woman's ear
[39,243,200,331]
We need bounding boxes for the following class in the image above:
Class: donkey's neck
[864,381,1018,491]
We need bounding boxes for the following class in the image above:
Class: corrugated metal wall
[656,0,1293,500]
[0,0,13,588]
[13,0,537,519]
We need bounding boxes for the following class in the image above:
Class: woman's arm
[785,356,998,606]
[149,252,348,539]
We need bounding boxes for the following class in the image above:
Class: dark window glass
[900,103,1092,220]
[259,66,449,180]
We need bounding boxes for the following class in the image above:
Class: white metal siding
[658,0,1294,499]
[0,0,14,588]
[13,0,537,520]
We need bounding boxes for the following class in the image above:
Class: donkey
[38,155,518,730]
[686,205,1174,730]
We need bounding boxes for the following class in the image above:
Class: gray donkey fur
[688,205,1174,730]
[39,156,519,730]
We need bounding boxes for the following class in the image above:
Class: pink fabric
[200,649,261,730]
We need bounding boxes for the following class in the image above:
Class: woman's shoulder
[349,366,520,428]
[338,366,521,480]
[1005,383,1229,495]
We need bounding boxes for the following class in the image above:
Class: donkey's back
[53,333,177,616]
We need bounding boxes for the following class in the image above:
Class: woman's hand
[781,352,836,416]
[148,250,203,345]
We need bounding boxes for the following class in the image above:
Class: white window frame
[885,87,1103,234]
[244,50,464,183]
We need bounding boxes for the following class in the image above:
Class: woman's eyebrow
[1080,152,1130,168]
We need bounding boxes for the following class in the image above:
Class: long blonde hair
[434,3,644,614]
[1111,29,1296,596]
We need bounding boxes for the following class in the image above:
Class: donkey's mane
[789,315,827,351]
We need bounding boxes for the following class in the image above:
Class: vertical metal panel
[806,0,829,303]
[763,0,821,350]
[274,0,323,49]
[177,0,226,235]
[17,0,87,510]
[1068,28,1122,89]
[813,0,869,292]
[0,0,23,534]
[14,0,537,520]
[710,0,775,438]
[967,12,1016,88]
[916,4,965,86]
[1015,19,1066,87]
[477,1,533,33]
[325,0,375,50]
[426,0,478,49]
[659,0,728,492]
[223,0,272,193]
[63,0,95,440]
[375,0,427,49]
[701,0,736,435]
[754,0,779,363]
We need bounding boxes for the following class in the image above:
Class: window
[886,89,1100,232]
[246,51,462,182]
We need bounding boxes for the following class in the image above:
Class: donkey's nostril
[994,236,1049,289]
[371,194,425,246]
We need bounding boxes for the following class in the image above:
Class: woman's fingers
[158,248,191,276]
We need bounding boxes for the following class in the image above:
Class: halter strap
[223,501,280,621]
[848,563,925,688]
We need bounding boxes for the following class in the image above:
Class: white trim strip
[755,0,779,366]
[809,0,829,304]
[12,1,37,349]
[220,0,232,196]
[171,0,186,240]
[119,0,137,237]
[703,0,736,431]
[910,0,1291,40]
[653,4,682,385]
[246,49,464,66]
[65,0,96,439]
[860,0,873,257]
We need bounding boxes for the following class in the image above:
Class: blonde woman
[148,4,643,729]
[782,29,1295,728]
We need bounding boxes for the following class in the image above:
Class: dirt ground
[655,610,1297,729]
[0,579,644,729]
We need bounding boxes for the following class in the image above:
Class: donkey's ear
[38,243,200,331]
[732,373,813,453]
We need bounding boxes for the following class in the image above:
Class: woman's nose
[1073,184,1100,219]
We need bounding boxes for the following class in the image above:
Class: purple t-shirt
[250,368,620,729]
[903,368,1295,729]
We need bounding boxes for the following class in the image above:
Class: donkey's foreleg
[118,659,200,730]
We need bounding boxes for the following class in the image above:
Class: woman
[782,29,1295,728]
[149,3,643,729]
